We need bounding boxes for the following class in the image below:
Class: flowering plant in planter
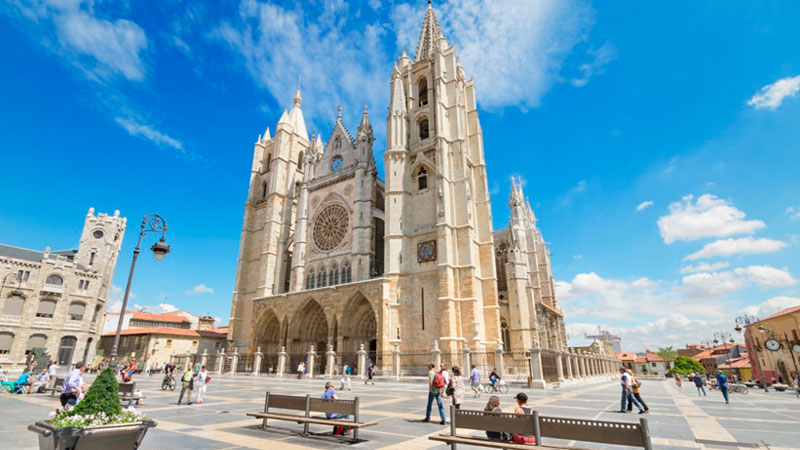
[28,367,156,450]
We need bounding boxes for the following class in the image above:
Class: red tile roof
[760,304,800,322]
[131,312,190,323]
[718,357,751,370]
[101,327,226,338]
[615,352,636,360]
[634,356,646,363]
[644,350,663,362]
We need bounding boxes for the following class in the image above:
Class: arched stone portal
[254,308,281,355]
[288,299,329,374]
[340,293,377,359]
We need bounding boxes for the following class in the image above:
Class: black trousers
[627,392,649,411]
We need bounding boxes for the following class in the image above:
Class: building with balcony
[0,208,125,369]
[745,304,800,385]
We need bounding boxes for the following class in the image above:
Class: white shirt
[49,364,58,376]
[620,372,631,387]
[441,370,450,385]
[197,370,208,386]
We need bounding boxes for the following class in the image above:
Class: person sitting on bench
[512,392,537,445]
[484,395,511,442]
[322,381,350,435]
[31,369,50,393]
[16,368,33,394]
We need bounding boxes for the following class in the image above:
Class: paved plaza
[2,374,799,449]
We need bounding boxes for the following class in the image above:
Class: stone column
[529,348,546,389]
[200,348,208,368]
[216,349,225,375]
[556,352,565,382]
[431,340,442,370]
[357,344,367,378]
[462,347,471,375]
[579,351,587,377]
[325,345,336,378]
[277,346,287,377]
[229,347,239,375]
[494,344,505,378]
[565,351,573,380]
[392,343,401,380]
[306,345,317,378]
[253,347,263,376]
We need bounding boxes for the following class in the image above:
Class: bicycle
[161,373,176,391]
[729,383,748,394]
[483,380,508,394]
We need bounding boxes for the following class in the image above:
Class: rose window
[313,204,348,251]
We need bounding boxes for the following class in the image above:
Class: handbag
[445,381,454,396]
[189,379,194,390]
[206,376,211,383]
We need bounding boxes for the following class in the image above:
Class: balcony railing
[0,314,21,325]
[64,320,83,330]
[41,283,64,295]
[32,317,53,328]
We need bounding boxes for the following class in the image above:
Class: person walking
[47,360,58,389]
[365,361,375,385]
[469,364,481,397]
[674,373,683,390]
[297,362,306,379]
[341,363,352,391]
[448,366,465,410]
[197,365,209,404]
[60,362,86,407]
[693,372,707,396]
[511,393,537,444]
[716,371,730,404]
[618,367,645,414]
[440,364,450,387]
[177,365,196,405]
[422,363,446,425]
[626,370,649,413]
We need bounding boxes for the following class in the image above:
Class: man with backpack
[341,363,352,391]
[422,362,446,425]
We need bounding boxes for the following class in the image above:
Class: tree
[671,356,705,375]
[657,346,678,362]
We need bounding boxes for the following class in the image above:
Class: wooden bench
[246,392,377,443]
[45,377,64,397]
[430,406,652,450]
[118,382,145,407]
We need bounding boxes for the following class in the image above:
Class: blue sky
[1,0,798,352]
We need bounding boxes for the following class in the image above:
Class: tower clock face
[764,338,781,351]
[793,344,800,354]
[330,156,343,172]
[93,229,104,239]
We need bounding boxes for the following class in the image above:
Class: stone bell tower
[384,2,500,353]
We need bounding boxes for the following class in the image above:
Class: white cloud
[558,179,587,206]
[8,0,148,81]
[684,237,788,260]
[680,262,730,274]
[742,296,800,318]
[213,1,390,141]
[635,201,653,212]
[747,75,800,111]
[657,194,765,244]
[106,300,123,313]
[115,117,184,151]
[185,284,214,295]
[681,265,796,299]
[570,41,617,87]
[108,284,135,302]
[557,272,670,321]
[785,206,800,221]
[733,265,797,288]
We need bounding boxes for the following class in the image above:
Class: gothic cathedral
[228,3,567,371]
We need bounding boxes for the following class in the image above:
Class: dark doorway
[58,336,77,366]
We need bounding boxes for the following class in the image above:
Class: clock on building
[764,338,781,351]
[330,156,343,172]
[793,344,800,354]
[417,240,436,263]
[93,229,104,239]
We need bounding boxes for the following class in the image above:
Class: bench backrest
[450,407,651,450]
[451,407,536,435]
[53,377,64,388]
[118,382,136,395]
[539,415,651,449]
[309,397,357,416]
[265,393,308,412]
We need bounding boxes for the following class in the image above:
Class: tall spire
[415,1,445,61]
[357,104,373,139]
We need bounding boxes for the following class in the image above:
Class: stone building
[0,208,125,369]
[228,3,568,374]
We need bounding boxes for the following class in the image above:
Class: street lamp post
[713,331,733,367]
[735,314,767,392]
[110,214,170,365]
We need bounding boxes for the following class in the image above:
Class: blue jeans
[425,391,445,421]
[696,386,706,396]
[620,387,644,412]
[720,386,729,403]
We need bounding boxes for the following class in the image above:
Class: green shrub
[671,356,705,375]
[70,367,122,418]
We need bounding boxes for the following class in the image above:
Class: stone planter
[744,381,756,387]
[773,384,788,392]
[27,420,156,450]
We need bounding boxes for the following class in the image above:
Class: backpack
[433,371,446,388]
[345,365,351,375]
[445,380,455,396]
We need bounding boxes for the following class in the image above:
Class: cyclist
[489,368,501,392]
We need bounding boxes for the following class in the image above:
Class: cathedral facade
[228,3,566,372]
